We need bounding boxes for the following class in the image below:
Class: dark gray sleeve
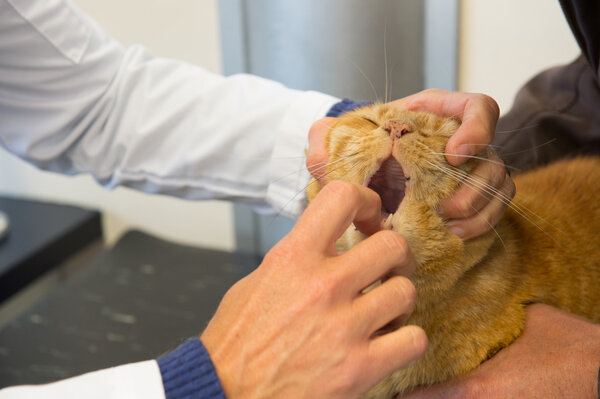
[493,55,600,172]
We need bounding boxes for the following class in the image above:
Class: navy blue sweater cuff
[158,338,226,399]
[326,98,371,117]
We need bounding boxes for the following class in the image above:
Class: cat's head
[308,103,488,265]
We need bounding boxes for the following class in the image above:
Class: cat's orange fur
[306,104,600,398]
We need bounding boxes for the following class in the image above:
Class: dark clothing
[493,0,600,171]
[559,0,600,75]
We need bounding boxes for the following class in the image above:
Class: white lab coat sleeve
[0,0,338,218]
[0,360,165,399]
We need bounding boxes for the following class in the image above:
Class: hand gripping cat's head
[307,104,491,268]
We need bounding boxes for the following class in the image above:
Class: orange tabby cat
[306,104,600,398]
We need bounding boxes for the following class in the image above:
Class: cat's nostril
[384,120,412,139]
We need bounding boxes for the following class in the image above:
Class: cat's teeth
[384,213,393,229]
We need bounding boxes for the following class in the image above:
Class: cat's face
[321,104,466,227]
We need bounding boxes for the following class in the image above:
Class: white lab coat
[0,0,338,396]
[0,0,338,218]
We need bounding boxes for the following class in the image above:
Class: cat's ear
[306,178,323,202]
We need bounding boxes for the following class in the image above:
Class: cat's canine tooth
[384,213,393,229]
[362,172,376,187]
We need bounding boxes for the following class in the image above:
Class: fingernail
[435,205,444,216]
[456,144,473,158]
[448,225,465,238]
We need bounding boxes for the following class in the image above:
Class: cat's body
[306,105,600,398]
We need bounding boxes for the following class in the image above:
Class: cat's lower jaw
[363,203,507,399]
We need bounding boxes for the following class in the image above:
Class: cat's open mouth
[366,156,407,220]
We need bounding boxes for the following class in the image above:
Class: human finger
[446,172,515,239]
[335,230,416,293]
[306,117,335,184]
[439,152,509,220]
[390,89,500,166]
[366,325,428,382]
[353,275,417,335]
[292,181,381,253]
[444,94,499,166]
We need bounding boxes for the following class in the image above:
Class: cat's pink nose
[384,120,412,139]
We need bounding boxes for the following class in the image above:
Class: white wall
[458,0,581,113]
[0,0,583,250]
[0,0,236,250]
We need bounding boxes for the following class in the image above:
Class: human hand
[307,90,515,240]
[201,181,428,399]
[306,116,336,185]
[403,304,600,399]
[390,89,515,240]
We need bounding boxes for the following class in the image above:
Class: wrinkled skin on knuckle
[323,180,360,203]
[327,356,365,397]
[505,175,516,198]
[393,277,417,311]
[484,203,504,228]
[404,88,447,109]
[378,230,409,253]
[451,196,473,219]
[423,88,446,96]
[488,160,508,187]
[302,275,330,306]
[476,93,500,120]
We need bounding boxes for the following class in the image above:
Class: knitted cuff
[158,338,226,399]
[326,98,372,117]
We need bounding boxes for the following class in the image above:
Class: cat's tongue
[368,157,406,214]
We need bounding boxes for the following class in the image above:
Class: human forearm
[0,0,337,217]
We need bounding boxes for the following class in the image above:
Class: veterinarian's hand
[307,116,336,185]
[308,90,515,240]
[403,304,600,399]
[201,181,428,399]
[390,89,515,240]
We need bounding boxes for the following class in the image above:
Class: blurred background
[0,0,580,254]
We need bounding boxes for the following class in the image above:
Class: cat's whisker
[327,140,361,144]
[349,60,381,103]
[434,164,525,219]
[429,152,521,172]
[270,152,360,187]
[496,138,558,156]
[271,155,364,220]
[331,129,368,139]
[326,128,366,140]
[303,152,360,176]
[495,124,540,134]
[469,204,507,251]
[238,152,351,161]
[456,138,558,157]
[427,162,532,227]
[429,162,563,243]
[383,18,389,103]
[452,167,566,237]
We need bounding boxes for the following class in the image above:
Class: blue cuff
[326,98,372,117]
[158,338,226,399]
